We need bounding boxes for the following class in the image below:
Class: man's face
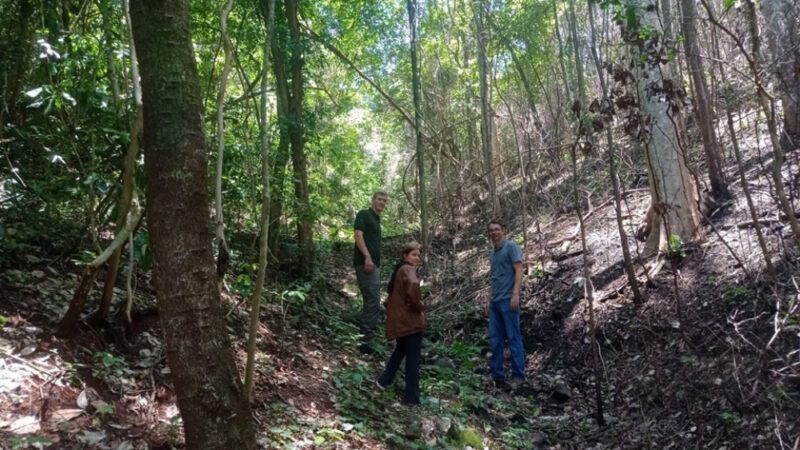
[487,223,504,246]
[372,194,388,214]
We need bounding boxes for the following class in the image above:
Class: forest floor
[1,115,800,448]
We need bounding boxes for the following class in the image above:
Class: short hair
[402,241,421,256]
[372,191,388,200]
[487,220,505,230]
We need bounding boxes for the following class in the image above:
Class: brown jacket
[385,265,426,340]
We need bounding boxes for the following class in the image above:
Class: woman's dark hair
[387,242,421,294]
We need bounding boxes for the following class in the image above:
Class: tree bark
[568,0,586,107]
[762,0,800,150]
[285,0,313,274]
[588,3,645,303]
[407,0,428,258]
[679,0,731,202]
[129,2,254,448]
[99,0,143,321]
[245,0,276,398]
[214,0,234,284]
[633,0,704,255]
[474,0,499,215]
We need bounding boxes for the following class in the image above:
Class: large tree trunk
[762,0,800,150]
[588,3,645,303]
[129,2,254,448]
[680,0,731,202]
[633,0,703,255]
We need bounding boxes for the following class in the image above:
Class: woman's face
[404,249,421,267]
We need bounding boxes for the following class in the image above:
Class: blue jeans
[379,332,423,404]
[488,299,525,381]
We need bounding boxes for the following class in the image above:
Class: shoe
[509,378,525,391]
[359,343,375,355]
[375,378,388,391]
[493,379,510,392]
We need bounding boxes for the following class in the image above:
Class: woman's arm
[403,267,424,312]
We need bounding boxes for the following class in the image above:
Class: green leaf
[723,0,735,10]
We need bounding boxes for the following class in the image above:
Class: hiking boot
[375,378,389,391]
[493,379,510,392]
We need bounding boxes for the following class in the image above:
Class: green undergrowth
[259,264,544,448]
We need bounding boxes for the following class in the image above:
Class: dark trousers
[378,332,423,404]
[355,265,381,345]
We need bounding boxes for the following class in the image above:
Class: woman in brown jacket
[376,242,426,405]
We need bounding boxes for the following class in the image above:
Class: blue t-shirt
[490,240,523,302]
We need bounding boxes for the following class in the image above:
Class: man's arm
[354,229,374,273]
[510,261,523,310]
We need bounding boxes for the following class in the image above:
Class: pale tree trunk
[407,0,429,258]
[214,0,234,284]
[679,0,731,202]
[474,1,499,215]
[762,0,800,150]
[129,2,254,447]
[588,3,645,303]
[98,0,143,322]
[245,0,275,398]
[634,0,703,255]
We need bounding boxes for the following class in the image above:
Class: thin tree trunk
[98,0,121,115]
[245,0,275,398]
[743,0,800,249]
[98,0,144,321]
[762,0,800,150]
[709,11,776,278]
[569,137,605,426]
[286,0,313,274]
[129,2,254,447]
[269,4,292,263]
[214,0,234,284]
[474,1,499,215]
[568,0,586,107]
[679,0,730,202]
[407,0,428,258]
[56,203,143,337]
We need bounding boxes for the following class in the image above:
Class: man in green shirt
[354,191,388,354]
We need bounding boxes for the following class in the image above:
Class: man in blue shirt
[485,220,525,389]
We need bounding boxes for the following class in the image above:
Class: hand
[510,293,520,311]
[364,258,374,273]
